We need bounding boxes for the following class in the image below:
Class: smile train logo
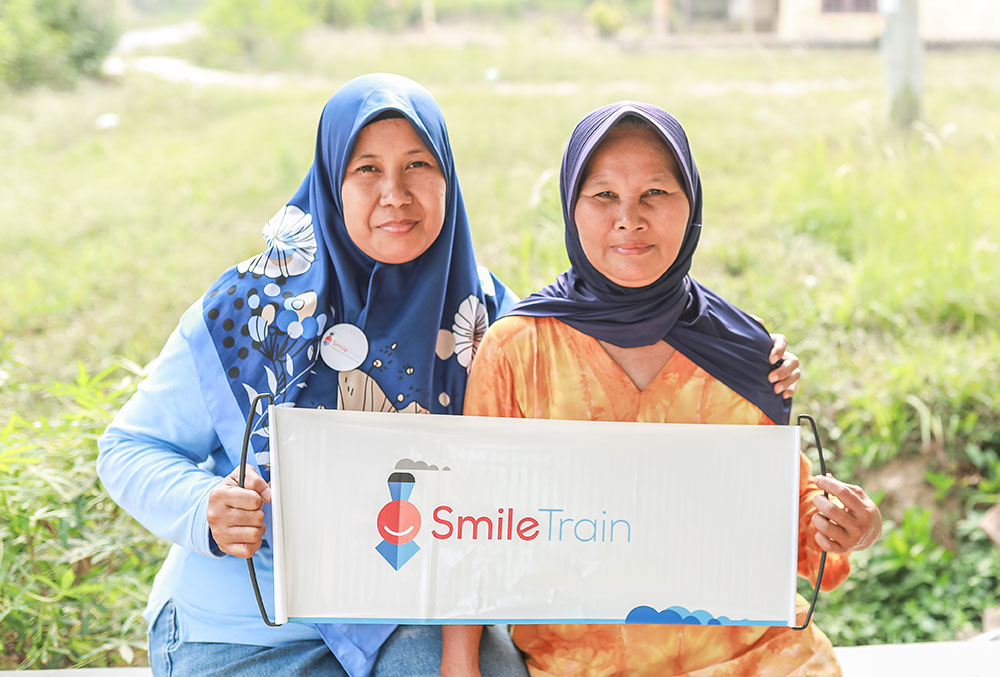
[375,472,421,570]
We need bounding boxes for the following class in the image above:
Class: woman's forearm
[441,625,483,677]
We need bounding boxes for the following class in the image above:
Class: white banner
[269,408,801,627]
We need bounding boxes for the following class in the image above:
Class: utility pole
[881,0,923,129]
[422,0,436,31]
[653,0,672,38]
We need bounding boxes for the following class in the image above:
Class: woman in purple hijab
[454,102,884,676]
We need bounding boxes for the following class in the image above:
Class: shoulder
[474,316,542,373]
[483,314,537,344]
[488,313,592,346]
[481,314,574,350]
[478,316,585,377]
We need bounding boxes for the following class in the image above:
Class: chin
[376,242,431,265]
[608,272,660,288]
[377,252,415,265]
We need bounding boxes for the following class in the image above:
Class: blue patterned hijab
[190,73,508,474]
[184,73,511,675]
[509,101,790,425]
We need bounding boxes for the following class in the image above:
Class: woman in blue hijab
[97,78,800,676]
[96,74,530,677]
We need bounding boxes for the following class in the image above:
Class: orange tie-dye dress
[464,316,850,677]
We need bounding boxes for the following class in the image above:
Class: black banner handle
[239,392,282,627]
[793,413,828,631]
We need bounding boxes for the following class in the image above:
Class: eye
[594,190,617,199]
[354,164,379,174]
[408,159,433,169]
[645,187,682,199]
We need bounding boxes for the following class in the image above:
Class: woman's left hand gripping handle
[811,475,882,554]
[207,466,272,558]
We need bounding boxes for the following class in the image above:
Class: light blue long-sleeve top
[96,305,383,676]
[98,272,517,677]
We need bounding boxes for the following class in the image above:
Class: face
[341,118,447,264]
[573,125,691,287]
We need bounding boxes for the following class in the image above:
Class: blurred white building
[723,0,1000,43]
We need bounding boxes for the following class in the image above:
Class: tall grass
[777,125,998,333]
[0,362,167,669]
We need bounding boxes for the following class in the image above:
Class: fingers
[208,515,266,559]
[814,475,867,512]
[235,465,272,503]
[811,513,851,553]
[769,334,788,364]
[221,526,267,545]
[221,485,267,511]
[207,502,266,558]
[813,529,849,554]
[777,368,800,398]
[812,493,851,525]
[206,491,266,530]
[768,349,801,398]
[811,475,883,553]
[207,467,272,558]
[208,484,264,527]
[220,539,265,559]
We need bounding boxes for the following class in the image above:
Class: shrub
[0,0,116,89]
[0,365,166,669]
[586,1,625,38]
[199,0,315,65]
[367,0,422,30]
[309,0,379,27]
[810,508,1000,645]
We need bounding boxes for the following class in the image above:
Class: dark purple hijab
[508,101,790,425]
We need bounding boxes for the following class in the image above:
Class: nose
[614,199,645,231]
[378,170,412,208]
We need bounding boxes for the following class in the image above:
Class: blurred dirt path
[104,22,870,96]
[115,21,204,52]
[104,21,289,89]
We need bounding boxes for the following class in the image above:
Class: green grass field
[2,20,999,667]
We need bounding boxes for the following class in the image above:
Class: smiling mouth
[383,525,415,537]
[611,244,654,255]
[378,220,417,234]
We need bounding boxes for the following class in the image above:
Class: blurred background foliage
[0,0,118,88]
[2,0,999,669]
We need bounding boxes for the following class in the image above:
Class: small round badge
[319,323,368,372]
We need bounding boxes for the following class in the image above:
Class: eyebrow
[351,148,430,161]
[583,172,681,185]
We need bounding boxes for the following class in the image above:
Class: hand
[768,334,801,399]
[811,475,882,553]
[207,465,271,558]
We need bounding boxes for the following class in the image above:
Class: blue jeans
[149,601,528,677]
[148,600,345,676]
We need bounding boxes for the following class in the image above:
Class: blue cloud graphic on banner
[625,605,733,625]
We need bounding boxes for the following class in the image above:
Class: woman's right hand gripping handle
[206,466,271,558]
